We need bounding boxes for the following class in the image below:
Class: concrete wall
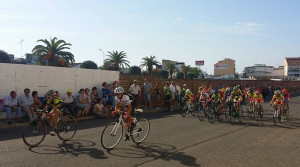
[0,63,119,99]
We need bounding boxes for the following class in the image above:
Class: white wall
[0,63,119,98]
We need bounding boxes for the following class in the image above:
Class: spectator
[90,87,99,105]
[75,88,90,116]
[111,81,119,109]
[154,84,160,109]
[104,84,113,117]
[129,80,141,113]
[62,89,76,116]
[170,81,176,107]
[164,81,171,111]
[102,82,107,98]
[18,88,34,121]
[3,91,22,124]
[175,83,181,106]
[93,98,107,118]
[143,78,152,109]
[32,91,42,110]
[85,88,91,104]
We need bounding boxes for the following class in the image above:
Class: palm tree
[190,67,203,78]
[140,55,160,75]
[181,65,191,78]
[104,51,130,71]
[166,61,179,79]
[32,37,75,67]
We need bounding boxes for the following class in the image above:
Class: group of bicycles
[22,107,150,150]
[179,95,290,126]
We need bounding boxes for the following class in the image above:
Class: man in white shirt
[128,80,141,113]
[3,91,22,124]
[18,88,34,120]
[175,83,181,106]
[170,81,176,107]
[62,89,76,116]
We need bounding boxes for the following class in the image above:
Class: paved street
[1,96,300,167]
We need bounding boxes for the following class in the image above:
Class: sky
[0,0,300,74]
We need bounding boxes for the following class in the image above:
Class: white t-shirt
[170,84,176,94]
[115,95,131,105]
[63,94,74,104]
[129,84,141,95]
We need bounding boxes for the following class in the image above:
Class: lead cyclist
[114,87,133,140]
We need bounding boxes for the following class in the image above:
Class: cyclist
[197,86,203,102]
[254,89,264,116]
[44,90,64,136]
[282,88,290,111]
[209,90,223,116]
[114,87,134,140]
[229,86,243,116]
[183,89,195,109]
[247,87,255,107]
[181,84,187,96]
[269,90,284,122]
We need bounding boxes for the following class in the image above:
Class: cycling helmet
[226,87,231,92]
[274,90,281,95]
[214,90,219,94]
[183,84,187,87]
[114,87,124,94]
[255,90,260,94]
[186,89,191,94]
[198,86,202,90]
[233,86,238,91]
[282,88,287,93]
[45,90,56,96]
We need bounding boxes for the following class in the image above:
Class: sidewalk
[0,107,164,130]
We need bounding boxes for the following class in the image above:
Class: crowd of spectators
[0,79,296,125]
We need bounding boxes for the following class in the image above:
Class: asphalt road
[1,96,300,167]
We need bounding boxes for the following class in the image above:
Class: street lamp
[99,49,105,66]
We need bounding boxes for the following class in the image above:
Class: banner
[215,64,228,69]
[195,60,204,66]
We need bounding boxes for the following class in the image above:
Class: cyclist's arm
[125,103,132,114]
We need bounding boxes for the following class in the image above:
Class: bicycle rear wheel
[131,118,150,144]
[22,119,47,147]
[101,121,123,150]
[198,105,205,121]
[207,108,215,124]
[57,115,77,141]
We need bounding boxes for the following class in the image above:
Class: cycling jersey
[46,97,63,108]
[115,95,131,106]
[232,90,242,98]
[211,93,222,103]
[272,94,284,105]
[164,86,170,95]
[185,93,195,101]
[283,92,290,99]
[181,88,186,95]
[254,94,263,102]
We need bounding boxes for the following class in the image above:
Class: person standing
[143,78,152,109]
[154,84,161,109]
[175,83,181,106]
[164,81,171,111]
[18,88,34,121]
[170,81,176,107]
[3,91,22,124]
[129,80,141,113]
[62,89,76,116]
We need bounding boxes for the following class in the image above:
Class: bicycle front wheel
[198,106,205,121]
[57,115,77,141]
[101,121,123,150]
[207,108,215,124]
[22,119,47,147]
[131,118,150,144]
[180,106,189,117]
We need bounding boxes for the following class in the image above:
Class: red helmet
[282,88,287,93]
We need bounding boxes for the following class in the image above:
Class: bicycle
[180,98,196,117]
[253,102,263,121]
[246,99,254,119]
[272,104,282,126]
[22,109,77,147]
[101,110,150,150]
[197,101,206,121]
[283,103,289,117]
[207,101,223,123]
[229,101,243,124]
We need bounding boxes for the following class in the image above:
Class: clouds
[195,21,264,36]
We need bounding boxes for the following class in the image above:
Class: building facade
[284,57,300,77]
[214,58,235,76]
[244,64,284,78]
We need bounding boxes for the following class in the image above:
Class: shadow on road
[29,140,107,160]
[107,142,200,166]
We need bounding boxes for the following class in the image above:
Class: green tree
[105,51,130,71]
[187,72,196,79]
[190,67,203,78]
[166,61,179,79]
[32,37,75,67]
[160,70,169,79]
[129,66,142,75]
[80,60,98,69]
[181,65,191,78]
[176,72,184,79]
[0,50,11,63]
[140,55,160,75]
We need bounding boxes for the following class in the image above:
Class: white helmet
[186,89,191,94]
[183,84,187,87]
[45,89,56,96]
[114,87,124,94]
